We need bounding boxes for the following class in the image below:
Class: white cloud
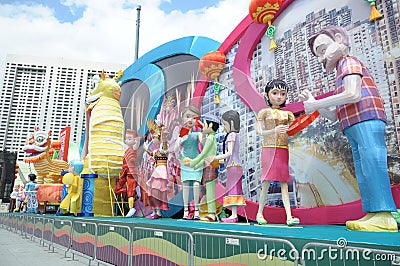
[0,0,249,86]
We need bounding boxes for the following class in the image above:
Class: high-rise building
[0,54,126,161]
[376,0,400,154]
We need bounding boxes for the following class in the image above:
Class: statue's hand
[303,99,318,114]
[300,90,317,114]
[299,89,315,102]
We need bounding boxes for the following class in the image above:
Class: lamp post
[135,5,141,62]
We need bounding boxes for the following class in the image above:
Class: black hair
[264,79,289,107]
[221,110,240,153]
[205,119,219,133]
[28,173,37,182]
[221,110,240,133]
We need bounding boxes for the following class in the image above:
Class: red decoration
[51,140,62,149]
[199,50,226,80]
[287,110,320,136]
[249,0,283,24]
[14,164,19,179]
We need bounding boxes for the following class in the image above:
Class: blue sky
[0,0,222,24]
[0,0,249,87]
[159,0,220,13]
[1,0,85,23]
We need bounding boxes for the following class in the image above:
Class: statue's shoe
[349,212,398,232]
[346,213,375,230]
[286,217,300,226]
[256,213,267,225]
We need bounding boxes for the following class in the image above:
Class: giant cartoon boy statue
[301,25,397,232]
[114,130,141,217]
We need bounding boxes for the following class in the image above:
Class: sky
[0,0,249,86]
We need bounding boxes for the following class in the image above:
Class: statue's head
[89,71,122,102]
[308,26,350,73]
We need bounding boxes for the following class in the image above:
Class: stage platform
[1,213,399,266]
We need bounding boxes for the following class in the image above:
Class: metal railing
[132,226,194,266]
[1,213,399,266]
[71,220,97,265]
[96,223,132,266]
[193,231,299,266]
[51,219,73,257]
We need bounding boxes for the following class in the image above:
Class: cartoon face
[222,119,230,133]
[23,130,49,156]
[125,134,136,146]
[151,135,161,146]
[312,33,346,73]
[182,109,199,128]
[267,88,287,108]
[89,75,121,101]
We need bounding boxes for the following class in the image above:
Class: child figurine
[145,120,170,219]
[174,105,203,220]
[206,110,246,223]
[9,185,19,212]
[15,184,26,212]
[25,173,38,214]
[114,129,141,217]
[184,115,220,222]
[59,160,84,216]
[255,79,300,226]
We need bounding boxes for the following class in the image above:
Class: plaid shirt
[335,56,386,131]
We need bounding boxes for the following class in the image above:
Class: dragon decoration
[81,71,125,216]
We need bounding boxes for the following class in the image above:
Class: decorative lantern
[249,0,284,50]
[199,50,226,104]
[364,0,382,21]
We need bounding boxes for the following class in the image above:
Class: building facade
[0,54,126,161]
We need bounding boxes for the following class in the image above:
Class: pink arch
[191,15,253,107]
[191,1,295,109]
[232,0,294,113]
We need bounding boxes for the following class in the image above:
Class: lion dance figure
[23,127,68,210]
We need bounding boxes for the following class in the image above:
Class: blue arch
[120,36,220,135]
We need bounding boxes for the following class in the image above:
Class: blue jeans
[344,120,397,212]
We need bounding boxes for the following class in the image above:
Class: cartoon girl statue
[255,79,300,226]
[145,119,170,219]
[206,110,246,223]
[173,105,203,220]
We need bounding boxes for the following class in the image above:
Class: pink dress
[257,108,295,183]
[147,150,169,211]
[223,132,246,207]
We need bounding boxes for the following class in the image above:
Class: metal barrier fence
[16,214,25,235]
[132,226,194,266]
[33,216,44,242]
[96,223,132,266]
[51,219,73,257]
[192,231,299,266]
[42,217,54,248]
[301,242,400,266]
[25,215,35,239]
[1,213,399,266]
[71,220,97,265]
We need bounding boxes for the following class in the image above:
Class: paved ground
[0,227,89,266]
